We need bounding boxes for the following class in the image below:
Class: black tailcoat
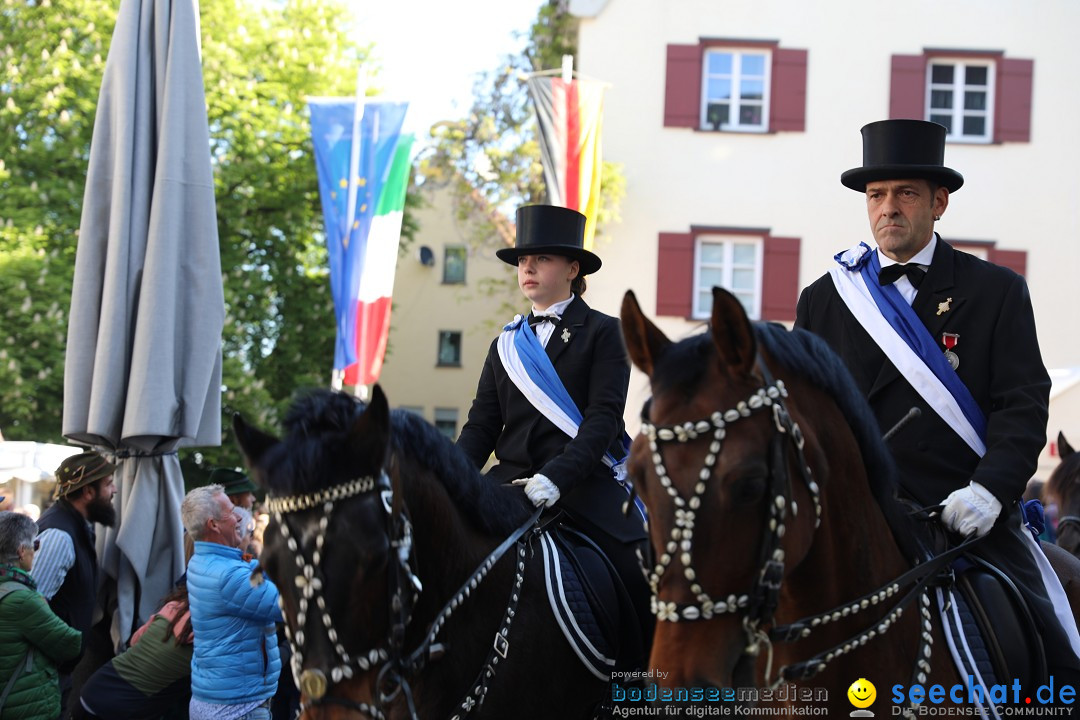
[796,238,1080,677]
[795,237,1050,508]
[457,296,645,543]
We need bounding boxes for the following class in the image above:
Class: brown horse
[233,386,608,719]
[619,287,968,713]
[1047,432,1080,555]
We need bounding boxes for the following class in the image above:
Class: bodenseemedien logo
[849,678,877,717]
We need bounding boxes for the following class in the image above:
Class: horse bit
[639,355,941,699]
[264,469,540,720]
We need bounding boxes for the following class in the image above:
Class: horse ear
[709,286,757,376]
[1061,431,1076,460]
[349,385,392,463]
[232,413,280,469]
[620,290,671,377]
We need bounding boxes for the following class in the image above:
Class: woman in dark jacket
[0,511,82,719]
[455,205,652,669]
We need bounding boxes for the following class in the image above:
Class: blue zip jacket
[187,541,282,704]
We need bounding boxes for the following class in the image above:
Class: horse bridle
[638,355,964,694]
[640,363,820,633]
[266,470,416,719]
[266,466,543,720]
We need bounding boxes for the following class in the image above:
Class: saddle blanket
[540,531,617,681]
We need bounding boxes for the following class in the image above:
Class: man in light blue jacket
[182,484,282,720]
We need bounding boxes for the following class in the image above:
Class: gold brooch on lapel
[936,297,953,316]
[561,328,571,344]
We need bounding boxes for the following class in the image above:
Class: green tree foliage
[418,0,625,262]
[0,0,375,481]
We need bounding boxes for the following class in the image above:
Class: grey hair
[0,511,37,563]
[235,505,254,544]
[181,484,227,540]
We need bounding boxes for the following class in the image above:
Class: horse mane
[388,408,532,536]
[270,390,530,537]
[652,323,920,559]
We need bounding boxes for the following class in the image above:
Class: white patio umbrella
[63,0,223,647]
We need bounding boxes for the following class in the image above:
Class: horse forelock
[650,332,717,401]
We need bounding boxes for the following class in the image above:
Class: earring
[933,215,941,221]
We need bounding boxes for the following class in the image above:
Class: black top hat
[496,205,602,276]
[841,119,964,193]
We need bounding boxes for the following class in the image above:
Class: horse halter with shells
[266,471,419,719]
[641,369,821,633]
[641,355,944,697]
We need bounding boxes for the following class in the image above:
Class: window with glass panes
[443,246,466,284]
[927,61,994,142]
[701,50,770,131]
[434,408,459,440]
[436,331,462,367]
[693,236,763,319]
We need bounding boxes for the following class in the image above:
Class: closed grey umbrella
[63,0,223,647]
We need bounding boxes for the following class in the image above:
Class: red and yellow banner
[527,75,605,250]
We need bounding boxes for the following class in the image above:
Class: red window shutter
[656,233,694,317]
[664,44,702,128]
[761,236,801,322]
[889,55,926,120]
[770,48,808,132]
[995,58,1034,143]
[987,248,1027,277]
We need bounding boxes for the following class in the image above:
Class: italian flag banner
[526,75,606,250]
[343,134,415,387]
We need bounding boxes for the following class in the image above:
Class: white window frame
[926,58,996,144]
[691,235,764,320]
[699,48,772,133]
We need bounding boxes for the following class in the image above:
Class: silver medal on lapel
[942,332,960,370]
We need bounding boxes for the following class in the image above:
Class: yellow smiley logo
[847,678,876,709]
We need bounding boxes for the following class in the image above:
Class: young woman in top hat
[456,204,653,668]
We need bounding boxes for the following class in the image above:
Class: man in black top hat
[457,204,653,670]
[795,119,1080,680]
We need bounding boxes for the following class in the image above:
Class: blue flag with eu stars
[309,98,408,371]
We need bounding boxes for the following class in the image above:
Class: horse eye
[730,474,767,505]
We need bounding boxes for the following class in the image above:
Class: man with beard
[33,450,117,715]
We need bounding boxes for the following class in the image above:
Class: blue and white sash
[829,242,987,457]
[497,315,648,524]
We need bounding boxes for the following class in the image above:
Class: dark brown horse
[1047,432,1080,555]
[234,387,608,719]
[620,287,964,712]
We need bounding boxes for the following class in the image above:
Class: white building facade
[572,0,1080,478]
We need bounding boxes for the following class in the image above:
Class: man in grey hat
[33,449,117,715]
[796,119,1080,680]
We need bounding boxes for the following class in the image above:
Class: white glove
[511,473,561,508]
[941,481,1003,538]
